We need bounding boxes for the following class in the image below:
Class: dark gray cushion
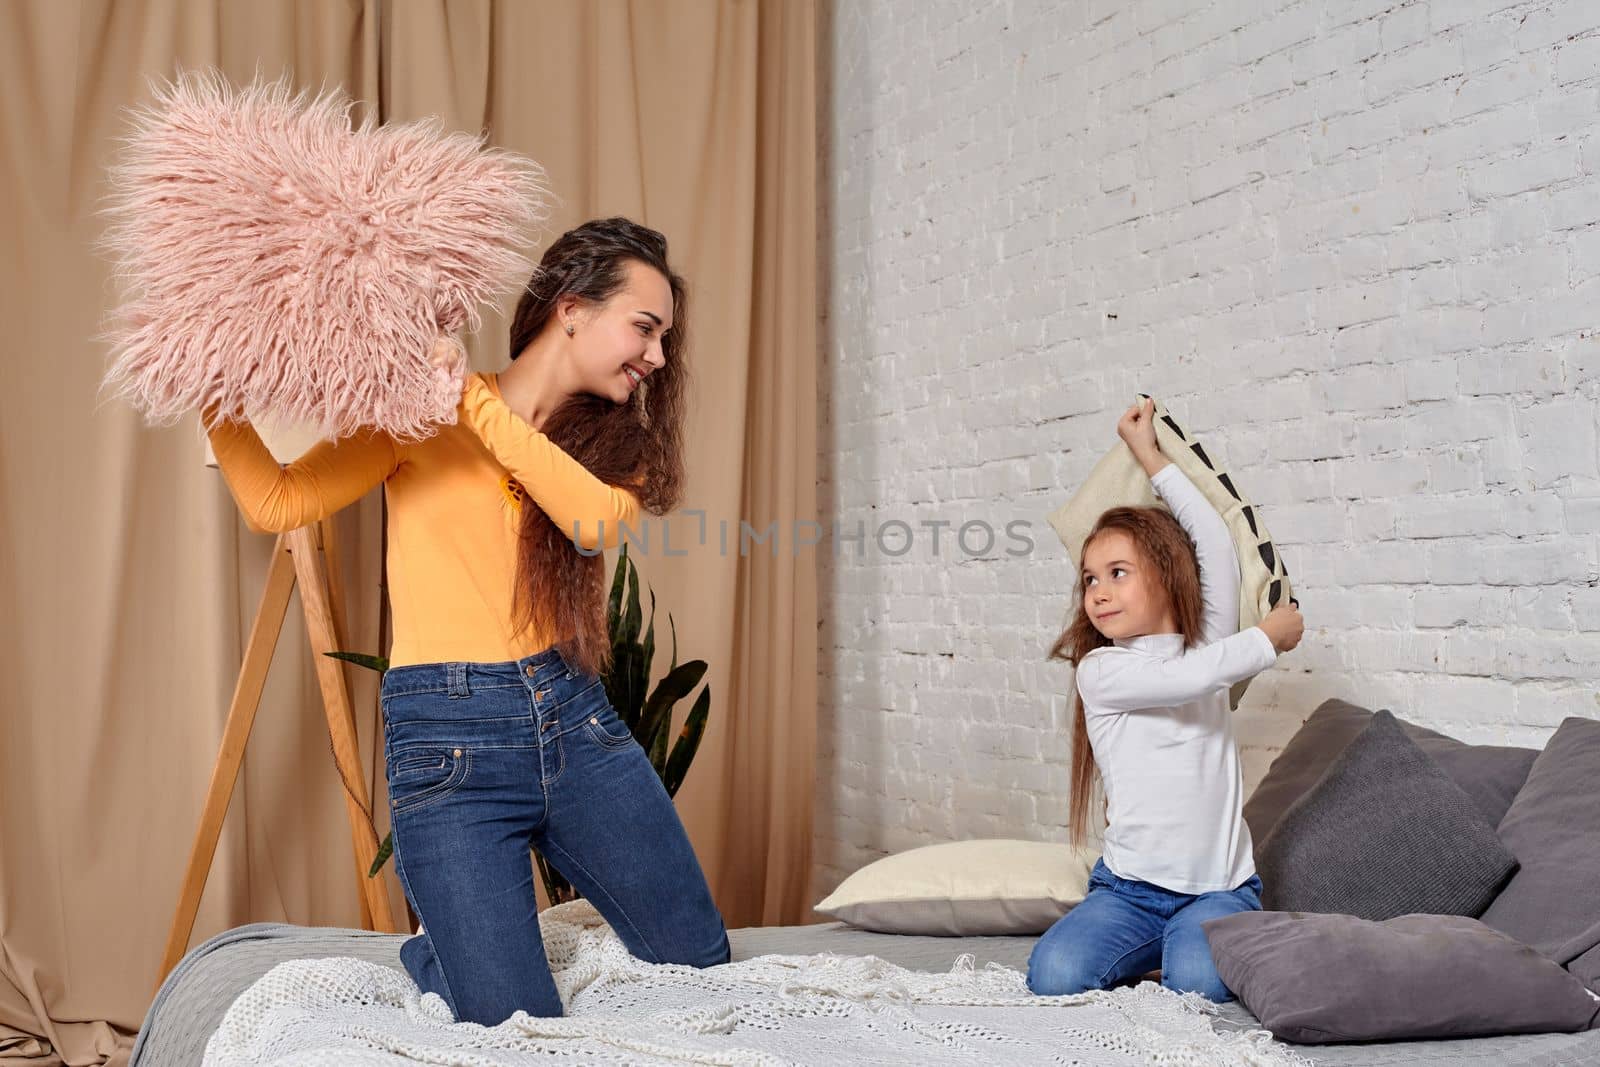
[1245,698,1537,860]
[1257,709,1518,919]
[1480,716,1600,994]
[1204,911,1600,1044]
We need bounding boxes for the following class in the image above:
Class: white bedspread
[203,900,1310,1066]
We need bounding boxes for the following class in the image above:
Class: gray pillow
[1244,698,1537,859]
[1204,910,1600,1044]
[1480,716,1600,994]
[1257,709,1518,919]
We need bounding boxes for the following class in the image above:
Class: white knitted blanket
[203,901,1311,1066]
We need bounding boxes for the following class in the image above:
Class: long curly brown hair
[1049,505,1206,845]
[506,218,688,677]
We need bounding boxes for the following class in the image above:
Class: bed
[132,919,1600,1066]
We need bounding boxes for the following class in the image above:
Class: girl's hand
[1117,396,1159,457]
[1118,396,1166,477]
[1259,600,1304,653]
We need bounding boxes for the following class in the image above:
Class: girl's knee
[1027,944,1102,996]
[1160,960,1231,1002]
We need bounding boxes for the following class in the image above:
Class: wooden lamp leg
[315,516,378,930]
[287,525,398,935]
[157,522,399,991]
[157,534,297,987]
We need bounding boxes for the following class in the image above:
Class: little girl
[1028,398,1304,1003]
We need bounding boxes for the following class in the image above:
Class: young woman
[1028,398,1304,1003]
[205,217,729,1025]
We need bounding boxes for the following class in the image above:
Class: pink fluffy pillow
[101,71,548,441]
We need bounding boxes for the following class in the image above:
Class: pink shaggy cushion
[101,71,548,441]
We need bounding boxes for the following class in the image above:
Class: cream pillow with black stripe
[1046,395,1294,709]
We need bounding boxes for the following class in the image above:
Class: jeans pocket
[582,708,637,750]
[388,745,470,815]
[394,752,447,776]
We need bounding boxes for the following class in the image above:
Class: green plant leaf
[607,544,628,639]
[601,661,620,719]
[604,551,645,726]
[608,645,647,734]
[663,685,711,797]
[368,831,393,877]
[594,554,713,823]
[602,626,622,709]
[636,659,707,759]
[619,554,643,647]
[327,651,389,674]
[641,587,657,684]
[649,706,672,768]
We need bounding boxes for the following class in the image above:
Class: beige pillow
[814,839,1097,936]
[1046,395,1294,709]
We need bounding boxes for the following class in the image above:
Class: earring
[564,323,575,337]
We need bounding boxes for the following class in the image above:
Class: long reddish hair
[1049,505,1206,845]
[505,218,689,677]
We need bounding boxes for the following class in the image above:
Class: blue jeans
[381,648,729,1025]
[1027,858,1261,1002]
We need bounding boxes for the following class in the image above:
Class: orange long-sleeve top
[207,372,641,668]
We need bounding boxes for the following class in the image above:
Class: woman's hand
[429,336,469,404]
[200,396,245,426]
[1259,600,1305,653]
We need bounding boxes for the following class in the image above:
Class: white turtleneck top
[1074,463,1277,894]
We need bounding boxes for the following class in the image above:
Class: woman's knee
[655,920,730,969]
[399,933,457,1014]
[694,926,732,968]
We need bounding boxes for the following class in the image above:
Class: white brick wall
[816,0,1600,902]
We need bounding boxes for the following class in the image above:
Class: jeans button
[524,666,535,677]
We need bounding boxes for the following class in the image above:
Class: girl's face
[562,259,674,405]
[1081,529,1177,640]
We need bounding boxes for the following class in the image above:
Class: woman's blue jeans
[1027,858,1262,1002]
[381,648,730,1025]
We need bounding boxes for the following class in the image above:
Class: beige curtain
[0,1,816,1063]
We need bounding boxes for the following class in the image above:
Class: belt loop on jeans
[446,662,470,698]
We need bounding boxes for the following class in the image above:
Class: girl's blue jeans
[381,647,729,1025]
[1027,858,1261,1002]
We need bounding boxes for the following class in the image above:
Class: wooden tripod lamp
[157,419,399,987]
